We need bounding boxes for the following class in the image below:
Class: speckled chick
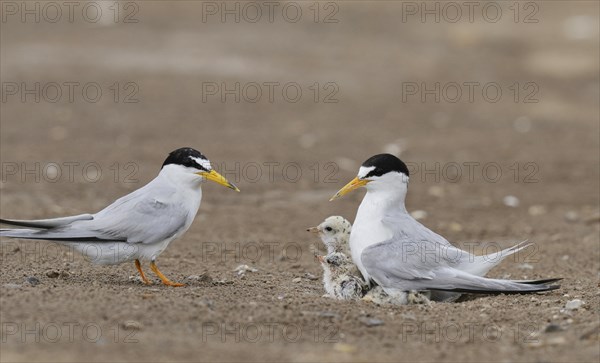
[308,216,367,300]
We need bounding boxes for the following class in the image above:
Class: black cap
[362,153,409,178]
[161,147,210,171]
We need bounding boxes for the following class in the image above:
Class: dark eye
[325,227,333,232]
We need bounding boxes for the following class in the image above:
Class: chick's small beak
[197,170,240,191]
[330,177,369,201]
[307,227,320,233]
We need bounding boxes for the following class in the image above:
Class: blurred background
[1,1,598,362]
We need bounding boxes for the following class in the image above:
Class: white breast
[350,194,395,282]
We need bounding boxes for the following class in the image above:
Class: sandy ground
[1,1,599,362]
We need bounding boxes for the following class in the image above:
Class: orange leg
[135,259,152,285]
[150,261,185,287]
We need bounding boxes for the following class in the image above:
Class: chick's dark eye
[325,227,333,232]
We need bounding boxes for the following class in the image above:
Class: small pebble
[318,311,339,318]
[565,299,584,310]
[334,343,357,353]
[564,211,579,222]
[359,317,384,327]
[518,263,534,270]
[544,324,564,333]
[234,265,258,276]
[213,280,233,285]
[304,273,318,281]
[121,321,142,331]
[292,277,302,283]
[503,195,520,208]
[198,273,212,282]
[45,270,60,278]
[26,277,40,286]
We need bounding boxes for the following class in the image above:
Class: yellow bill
[197,170,240,191]
[330,177,369,201]
[306,226,319,233]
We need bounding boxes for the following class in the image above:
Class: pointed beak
[330,177,369,201]
[307,226,320,233]
[197,170,240,191]
[316,255,325,263]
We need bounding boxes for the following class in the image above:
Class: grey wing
[361,235,479,291]
[382,209,453,246]
[1,184,190,245]
[361,238,560,293]
[81,186,190,244]
[361,239,442,291]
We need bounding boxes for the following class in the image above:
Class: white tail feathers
[462,240,532,277]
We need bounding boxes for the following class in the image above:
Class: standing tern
[330,153,560,301]
[0,147,239,287]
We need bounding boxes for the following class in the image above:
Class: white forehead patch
[357,166,375,179]
[190,156,212,170]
